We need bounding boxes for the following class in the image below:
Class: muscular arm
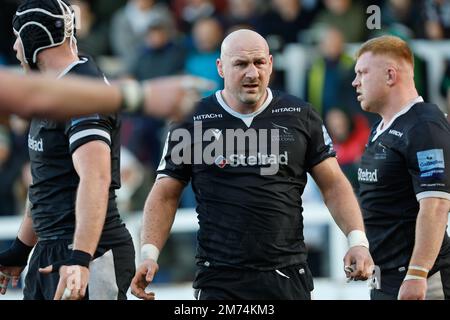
[141,177,185,250]
[71,141,111,256]
[311,157,365,235]
[0,70,209,121]
[409,197,450,270]
[0,71,121,119]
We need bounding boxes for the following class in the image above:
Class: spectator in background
[71,0,112,58]
[222,0,261,31]
[124,13,186,173]
[256,0,317,52]
[128,14,185,81]
[423,0,450,39]
[305,27,355,119]
[312,0,367,43]
[110,0,172,68]
[380,0,423,38]
[325,107,370,189]
[185,17,224,97]
[172,0,223,33]
[0,0,20,65]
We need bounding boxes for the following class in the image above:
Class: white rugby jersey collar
[215,88,273,128]
[371,96,424,142]
[57,57,88,79]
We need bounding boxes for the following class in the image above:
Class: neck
[37,46,79,77]
[379,86,419,127]
[221,89,268,114]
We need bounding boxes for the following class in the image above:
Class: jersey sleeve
[156,121,192,184]
[305,106,336,171]
[65,114,115,154]
[406,121,450,201]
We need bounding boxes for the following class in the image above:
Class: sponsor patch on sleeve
[416,149,445,178]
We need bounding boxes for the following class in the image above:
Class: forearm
[17,199,37,247]
[141,179,182,250]
[322,173,365,235]
[72,178,110,256]
[409,198,450,270]
[0,70,121,119]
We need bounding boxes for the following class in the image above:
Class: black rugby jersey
[358,98,450,271]
[157,89,335,270]
[28,57,130,246]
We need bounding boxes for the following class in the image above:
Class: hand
[39,264,90,300]
[130,259,159,300]
[343,246,374,281]
[398,279,427,300]
[143,76,215,121]
[0,266,24,295]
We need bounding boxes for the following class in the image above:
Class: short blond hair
[356,35,414,68]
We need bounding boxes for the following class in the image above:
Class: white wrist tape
[404,274,427,281]
[140,244,160,262]
[119,80,145,113]
[404,265,429,281]
[347,230,369,249]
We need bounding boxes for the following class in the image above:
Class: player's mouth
[242,83,259,91]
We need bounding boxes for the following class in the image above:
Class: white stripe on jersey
[157,132,171,171]
[416,191,450,201]
[69,128,111,145]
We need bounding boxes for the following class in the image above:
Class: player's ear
[386,67,397,86]
[217,58,224,78]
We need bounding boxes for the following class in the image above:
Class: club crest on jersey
[271,122,295,142]
[417,149,445,178]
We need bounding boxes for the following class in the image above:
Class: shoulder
[269,90,314,116]
[69,57,104,79]
[402,102,449,132]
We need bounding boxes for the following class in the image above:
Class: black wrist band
[70,250,92,268]
[10,237,34,265]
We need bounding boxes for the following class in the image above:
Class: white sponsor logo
[272,107,302,114]
[358,168,378,182]
[28,135,44,152]
[388,129,403,137]
[216,151,289,168]
[193,113,223,121]
[167,121,282,175]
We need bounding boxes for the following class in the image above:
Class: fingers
[39,265,53,274]
[53,278,66,300]
[344,247,374,281]
[131,266,156,300]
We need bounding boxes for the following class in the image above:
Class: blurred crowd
[1,0,450,220]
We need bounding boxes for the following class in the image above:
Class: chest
[358,136,409,185]
[186,114,310,176]
[28,120,69,160]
